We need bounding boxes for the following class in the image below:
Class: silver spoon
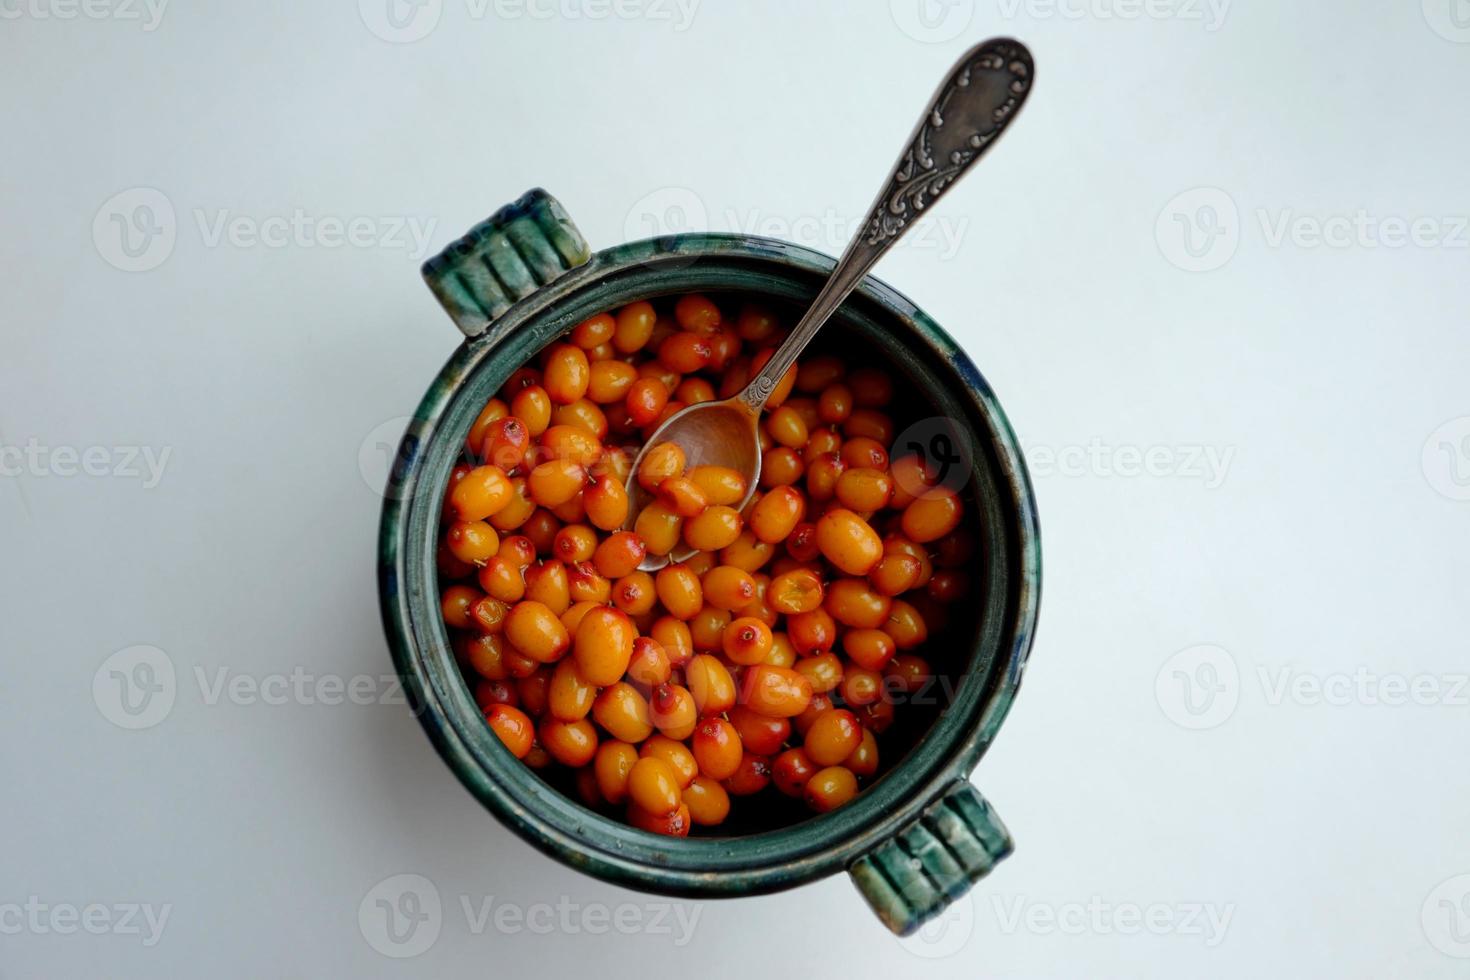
[625,38,1035,571]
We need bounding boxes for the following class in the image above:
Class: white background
[3,1,1468,976]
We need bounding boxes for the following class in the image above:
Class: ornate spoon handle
[738,38,1035,411]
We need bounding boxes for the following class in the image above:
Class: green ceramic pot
[378,189,1041,936]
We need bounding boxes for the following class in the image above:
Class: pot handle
[422,188,591,338]
[849,780,1013,936]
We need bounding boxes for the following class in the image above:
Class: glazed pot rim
[378,231,1041,897]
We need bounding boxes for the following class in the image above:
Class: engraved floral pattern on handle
[864,40,1035,246]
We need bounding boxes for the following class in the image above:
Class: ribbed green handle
[849,780,1013,936]
[422,188,590,338]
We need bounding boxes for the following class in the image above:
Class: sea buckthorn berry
[805,453,845,502]
[740,665,813,718]
[772,747,817,797]
[649,683,698,739]
[552,524,597,564]
[722,753,772,796]
[624,377,669,427]
[583,474,630,531]
[835,467,893,513]
[477,557,527,604]
[683,505,743,551]
[571,312,616,349]
[640,735,698,787]
[438,541,475,581]
[685,654,736,715]
[815,508,883,575]
[552,399,609,440]
[683,776,731,826]
[505,649,542,683]
[449,465,514,522]
[843,628,897,672]
[736,303,780,343]
[701,565,756,611]
[543,344,590,404]
[498,535,537,567]
[787,608,838,656]
[573,607,635,686]
[888,453,938,508]
[804,766,858,812]
[687,465,748,506]
[764,631,797,668]
[654,564,703,620]
[692,717,743,780]
[587,359,637,404]
[505,600,571,663]
[767,568,824,615]
[720,616,772,666]
[805,426,842,459]
[658,331,712,373]
[840,437,888,471]
[539,717,598,767]
[764,405,809,449]
[476,416,530,471]
[440,585,481,629]
[674,293,722,333]
[469,596,509,634]
[463,634,508,680]
[928,569,968,603]
[541,425,603,468]
[637,441,686,492]
[719,530,775,573]
[844,409,894,445]
[627,757,681,815]
[674,376,716,405]
[825,578,892,629]
[510,385,553,437]
[523,560,571,613]
[649,617,694,668]
[795,355,844,392]
[688,605,732,652]
[845,728,879,778]
[613,301,657,353]
[592,530,646,579]
[817,384,853,425]
[858,698,897,734]
[883,600,929,649]
[760,447,805,487]
[503,366,542,395]
[593,683,654,743]
[901,491,963,543]
[657,476,709,518]
[840,667,885,707]
[594,741,638,804]
[487,478,535,531]
[523,744,551,769]
[794,653,844,695]
[728,705,790,755]
[868,553,923,596]
[567,562,611,604]
[847,368,893,407]
[465,398,509,458]
[484,704,534,759]
[612,571,657,616]
[628,801,691,838]
[626,636,672,687]
[885,654,933,694]
[527,459,587,508]
[475,677,518,709]
[633,501,683,556]
[934,530,975,567]
[446,521,500,565]
[548,658,597,721]
[748,485,806,544]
